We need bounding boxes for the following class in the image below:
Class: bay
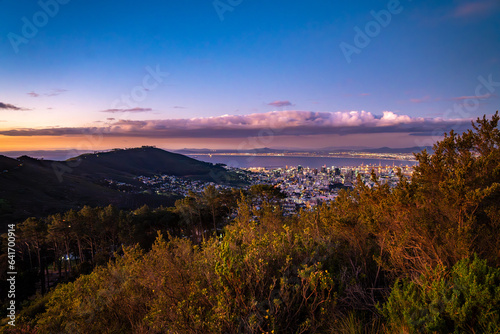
[189,154,418,169]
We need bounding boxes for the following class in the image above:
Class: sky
[0,0,499,153]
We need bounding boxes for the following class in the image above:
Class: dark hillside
[0,155,20,171]
[0,147,244,230]
[67,146,235,182]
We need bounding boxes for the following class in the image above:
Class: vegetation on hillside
[0,146,245,229]
[1,112,499,333]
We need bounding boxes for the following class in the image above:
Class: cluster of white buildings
[245,164,414,212]
[129,163,415,213]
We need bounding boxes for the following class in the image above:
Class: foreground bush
[380,255,500,333]
[19,203,342,333]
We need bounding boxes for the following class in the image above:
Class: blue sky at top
[0,0,499,149]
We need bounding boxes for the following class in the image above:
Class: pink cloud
[46,89,68,97]
[268,100,292,108]
[409,93,496,104]
[0,110,471,139]
[101,107,153,113]
[451,93,496,101]
[27,89,68,97]
[410,96,433,104]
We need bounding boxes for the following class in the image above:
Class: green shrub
[380,255,500,333]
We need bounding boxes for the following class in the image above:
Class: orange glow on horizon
[0,132,439,153]
[0,135,255,152]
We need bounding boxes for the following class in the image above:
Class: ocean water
[189,155,418,169]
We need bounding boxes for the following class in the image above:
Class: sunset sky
[1,0,499,153]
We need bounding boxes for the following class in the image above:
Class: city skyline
[1,0,499,152]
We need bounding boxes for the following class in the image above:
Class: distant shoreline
[189,154,418,169]
[188,152,418,162]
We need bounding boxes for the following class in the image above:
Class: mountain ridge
[0,147,243,230]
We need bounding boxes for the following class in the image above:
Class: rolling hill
[0,147,244,230]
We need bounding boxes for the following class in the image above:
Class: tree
[202,185,220,232]
[47,214,73,280]
[410,111,500,269]
[175,196,203,242]
[18,218,48,294]
[63,209,84,265]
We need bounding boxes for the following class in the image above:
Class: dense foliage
[1,112,499,333]
[380,255,500,333]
